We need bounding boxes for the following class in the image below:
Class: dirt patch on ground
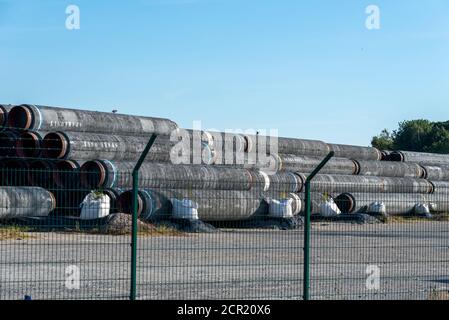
[0,225,37,241]
[428,289,449,300]
[97,213,184,236]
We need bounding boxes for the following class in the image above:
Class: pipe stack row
[2,103,449,222]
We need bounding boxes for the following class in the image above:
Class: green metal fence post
[130,133,157,300]
[303,151,334,300]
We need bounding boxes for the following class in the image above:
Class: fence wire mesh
[308,180,449,300]
[1,128,449,301]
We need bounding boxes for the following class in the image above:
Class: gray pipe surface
[0,187,55,219]
[265,172,303,193]
[80,160,254,191]
[355,160,424,178]
[295,173,433,194]
[430,181,449,194]
[328,143,381,161]
[390,150,449,166]
[118,188,263,221]
[244,134,330,157]
[41,131,216,165]
[422,165,449,181]
[7,104,178,136]
[280,154,358,175]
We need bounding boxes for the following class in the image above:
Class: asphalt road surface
[1,221,448,300]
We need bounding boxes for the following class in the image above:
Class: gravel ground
[1,221,449,300]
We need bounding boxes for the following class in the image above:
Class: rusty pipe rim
[117,190,143,215]
[27,160,54,186]
[42,132,69,159]
[7,105,33,130]
[16,131,41,158]
[53,160,80,188]
[335,193,355,213]
[80,160,106,189]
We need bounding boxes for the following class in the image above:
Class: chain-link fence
[308,180,449,300]
[1,107,449,301]
[1,164,449,300]
[0,165,305,300]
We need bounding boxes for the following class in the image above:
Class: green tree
[371,129,394,150]
[371,119,449,154]
[392,120,434,152]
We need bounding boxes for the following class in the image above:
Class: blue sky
[1,0,448,146]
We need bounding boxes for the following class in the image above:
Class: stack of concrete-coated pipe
[0,186,55,219]
[2,102,449,221]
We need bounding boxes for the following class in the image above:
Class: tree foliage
[371,120,449,154]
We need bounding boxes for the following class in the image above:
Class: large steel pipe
[41,131,215,164]
[244,134,330,157]
[265,172,303,193]
[334,192,428,214]
[422,166,449,182]
[280,154,358,175]
[27,160,56,188]
[295,173,433,194]
[207,131,247,165]
[430,181,449,194]
[42,131,171,161]
[0,130,19,157]
[80,160,254,190]
[52,160,85,188]
[7,104,178,136]
[219,154,282,174]
[355,160,424,178]
[0,187,56,219]
[117,189,262,221]
[390,150,449,166]
[15,131,46,158]
[381,150,392,161]
[328,143,381,161]
[0,104,13,128]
